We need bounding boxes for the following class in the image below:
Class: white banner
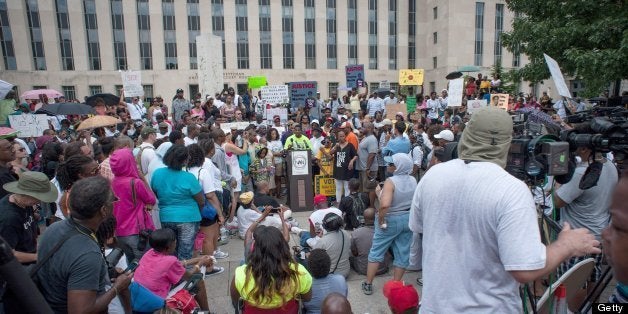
[8,114,49,137]
[0,80,14,99]
[219,122,251,134]
[261,85,289,104]
[544,53,572,98]
[466,99,488,114]
[291,150,309,176]
[265,108,288,125]
[121,71,144,97]
[447,78,464,107]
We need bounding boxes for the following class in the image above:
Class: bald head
[321,293,353,314]
[363,207,375,225]
[256,181,269,194]
[362,122,374,135]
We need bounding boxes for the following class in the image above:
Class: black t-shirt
[0,195,38,256]
[0,165,17,199]
[253,193,280,208]
[333,144,357,181]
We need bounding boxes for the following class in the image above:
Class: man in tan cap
[0,171,58,264]
[409,107,600,313]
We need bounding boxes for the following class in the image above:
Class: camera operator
[553,140,618,308]
[410,108,600,313]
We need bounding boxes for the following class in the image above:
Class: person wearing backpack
[338,178,369,230]
[136,127,157,175]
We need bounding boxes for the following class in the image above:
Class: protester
[331,130,357,201]
[321,293,353,314]
[0,138,17,198]
[303,249,348,314]
[338,178,368,230]
[55,155,100,218]
[312,213,351,278]
[382,280,420,314]
[350,208,391,275]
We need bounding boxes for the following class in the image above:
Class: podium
[285,150,313,212]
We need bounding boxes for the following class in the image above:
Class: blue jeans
[368,212,412,269]
[161,222,200,260]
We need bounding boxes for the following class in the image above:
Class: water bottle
[553,284,568,314]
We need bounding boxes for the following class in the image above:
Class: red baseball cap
[383,281,419,313]
[313,194,327,206]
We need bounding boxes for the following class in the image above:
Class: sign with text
[219,122,251,133]
[345,64,365,88]
[288,81,317,108]
[247,76,267,89]
[121,71,144,97]
[447,78,464,107]
[379,80,391,90]
[490,93,510,110]
[9,114,49,137]
[265,107,288,125]
[544,53,572,98]
[261,85,289,104]
[314,175,336,196]
[466,99,488,114]
[399,69,425,86]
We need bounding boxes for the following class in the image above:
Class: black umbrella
[375,88,391,98]
[446,71,463,80]
[85,93,121,107]
[35,103,95,116]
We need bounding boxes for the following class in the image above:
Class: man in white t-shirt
[136,127,156,175]
[303,194,342,248]
[126,97,146,121]
[409,107,600,313]
[183,124,199,147]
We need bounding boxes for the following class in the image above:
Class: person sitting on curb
[350,208,392,276]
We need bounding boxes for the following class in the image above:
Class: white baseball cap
[434,129,454,142]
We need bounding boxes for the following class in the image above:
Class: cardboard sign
[386,103,407,119]
[345,64,365,88]
[447,78,464,107]
[247,76,267,89]
[490,94,509,110]
[289,81,317,108]
[544,53,572,98]
[0,80,14,99]
[399,69,425,86]
[121,71,144,97]
[8,114,49,137]
[314,175,336,196]
[466,99,488,114]
[261,85,289,104]
[265,107,288,125]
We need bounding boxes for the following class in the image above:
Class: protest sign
[543,53,572,98]
[121,71,144,97]
[386,103,407,120]
[447,78,464,107]
[466,99,488,114]
[399,69,424,86]
[379,80,391,90]
[314,175,336,196]
[288,81,317,108]
[265,107,288,124]
[247,76,267,89]
[345,64,365,88]
[219,122,251,133]
[490,94,509,110]
[406,96,417,113]
[261,85,289,104]
[0,80,13,99]
[9,114,49,137]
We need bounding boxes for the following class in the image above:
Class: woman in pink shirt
[110,148,157,263]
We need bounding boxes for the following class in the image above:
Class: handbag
[131,179,153,251]
[130,281,165,312]
[195,169,218,220]
[166,289,198,314]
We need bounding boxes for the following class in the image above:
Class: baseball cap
[434,129,454,142]
[313,194,327,206]
[383,281,419,313]
[239,191,254,205]
[311,119,320,125]
[158,122,168,128]
[382,119,393,126]
[141,126,157,136]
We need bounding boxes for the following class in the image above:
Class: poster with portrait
[288,81,317,108]
[490,94,509,110]
[345,64,365,88]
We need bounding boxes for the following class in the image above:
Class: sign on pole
[288,81,317,108]
[447,78,464,107]
[261,85,289,104]
[466,99,488,114]
[247,76,267,89]
[345,64,365,88]
[121,71,144,97]
[8,114,49,137]
[490,94,510,111]
[265,107,288,125]
[379,80,391,90]
[399,69,425,86]
[543,53,572,98]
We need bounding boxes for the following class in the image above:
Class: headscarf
[391,153,413,176]
[457,107,513,168]
[110,148,141,179]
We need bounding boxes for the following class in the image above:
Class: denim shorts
[161,221,200,260]
[368,212,412,269]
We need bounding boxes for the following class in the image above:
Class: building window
[433,32,438,44]
[111,0,127,70]
[326,0,337,69]
[0,0,17,70]
[347,0,358,65]
[407,0,416,69]
[494,3,504,65]
[429,82,435,94]
[83,0,100,70]
[187,0,200,70]
[368,0,377,69]
[25,0,46,70]
[33,85,47,90]
[62,85,76,101]
[163,0,177,69]
[474,2,485,66]
[137,0,152,70]
[328,82,338,98]
[55,0,74,70]
[114,85,123,96]
[89,85,103,95]
[388,0,397,70]
[433,6,438,19]
[433,56,437,69]
[189,84,199,98]
[259,0,272,69]
[142,84,153,102]
[282,0,294,69]
[304,0,316,69]
[236,0,249,69]
[211,0,226,69]
[369,82,378,92]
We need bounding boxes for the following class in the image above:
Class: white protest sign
[265,107,288,125]
[8,114,49,137]
[219,122,250,134]
[379,80,391,90]
[466,99,488,114]
[121,70,144,97]
[447,78,464,107]
[544,53,572,98]
[0,80,14,99]
[261,85,289,104]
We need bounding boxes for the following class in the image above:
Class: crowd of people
[0,79,625,313]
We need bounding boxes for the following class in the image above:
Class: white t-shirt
[187,166,217,194]
[237,206,261,238]
[137,143,156,174]
[308,207,343,235]
[410,159,546,313]
[183,136,197,147]
[127,102,146,120]
[202,158,223,191]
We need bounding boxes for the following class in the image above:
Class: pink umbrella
[0,127,19,139]
[20,89,63,100]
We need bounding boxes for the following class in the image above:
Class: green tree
[501,0,628,97]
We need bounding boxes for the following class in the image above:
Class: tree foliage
[501,0,628,97]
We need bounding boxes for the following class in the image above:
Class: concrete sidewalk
[203,210,422,314]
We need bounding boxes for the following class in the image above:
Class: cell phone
[124,260,139,272]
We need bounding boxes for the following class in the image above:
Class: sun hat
[239,192,254,205]
[4,171,58,203]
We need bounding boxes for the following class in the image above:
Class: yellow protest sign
[399,69,424,86]
[314,175,336,197]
